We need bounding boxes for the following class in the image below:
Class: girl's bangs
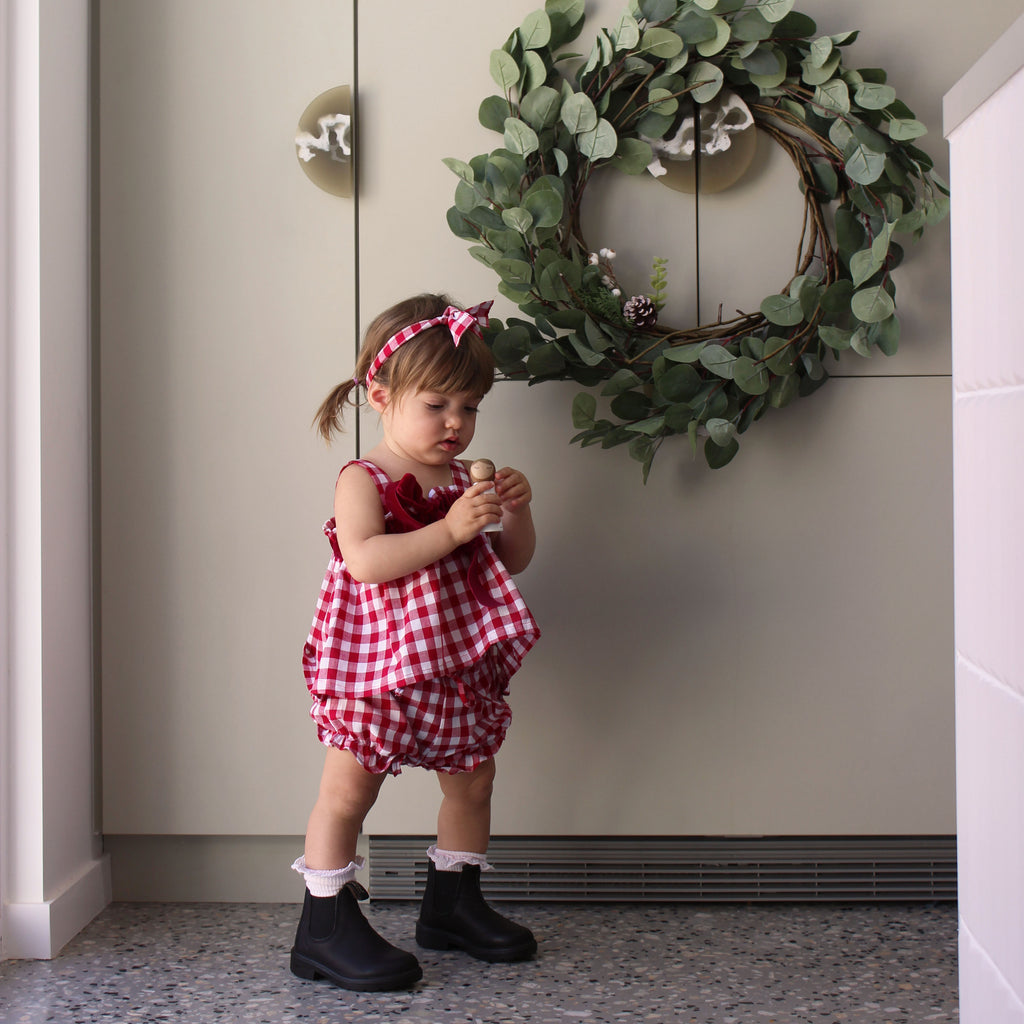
[390,329,495,398]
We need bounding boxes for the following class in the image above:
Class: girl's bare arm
[334,465,501,584]
[491,468,537,575]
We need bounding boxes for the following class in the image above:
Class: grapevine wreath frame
[445,0,949,476]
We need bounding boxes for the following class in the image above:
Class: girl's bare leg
[435,758,496,854]
[304,747,387,868]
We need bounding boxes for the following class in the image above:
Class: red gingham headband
[363,300,494,389]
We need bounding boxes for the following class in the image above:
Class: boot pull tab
[344,880,370,901]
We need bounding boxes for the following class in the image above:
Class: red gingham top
[302,460,540,701]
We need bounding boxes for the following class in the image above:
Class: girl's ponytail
[313,379,360,442]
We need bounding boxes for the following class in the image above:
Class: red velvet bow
[383,474,497,608]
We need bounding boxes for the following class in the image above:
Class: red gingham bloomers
[302,460,540,773]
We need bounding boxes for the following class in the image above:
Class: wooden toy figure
[470,459,502,532]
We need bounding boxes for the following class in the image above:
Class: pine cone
[623,295,658,329]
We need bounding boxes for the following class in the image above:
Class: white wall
[947,16,1024,1022]
[1,0,110,959]
[96,0,1021,898]
[98,0,355,836]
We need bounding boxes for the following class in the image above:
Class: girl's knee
[318,750,385,819]
[441,759,496,805]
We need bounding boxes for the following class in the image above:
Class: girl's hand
[445,481,502,544]
[495,468,532,514]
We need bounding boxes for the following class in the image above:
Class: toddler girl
[290,293,541,991]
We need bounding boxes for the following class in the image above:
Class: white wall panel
[99,0,356,834]
[948,21,1024,1019]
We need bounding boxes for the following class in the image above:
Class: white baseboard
[2,854,112,959]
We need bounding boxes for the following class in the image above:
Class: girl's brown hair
[314,293,496,442]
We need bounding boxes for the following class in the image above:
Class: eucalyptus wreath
[444,0,949,476]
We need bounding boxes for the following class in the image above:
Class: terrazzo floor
[0,901,958,1024]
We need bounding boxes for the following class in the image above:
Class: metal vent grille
[368,836,956,902]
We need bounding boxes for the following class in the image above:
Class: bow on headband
[364,300,494,389]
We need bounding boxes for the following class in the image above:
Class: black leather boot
[290,882,422,991]
[416,862,537,962]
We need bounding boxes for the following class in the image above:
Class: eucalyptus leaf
[757,0,795,23]
[490,49,520,92]
[545,0,585,23]
[706,418,737,445]
[761,293,805,326]
[561,93,598,134]
[442,156,476,183]
[493,257,534,289]
[888,118,927,141]
[526,343,567,376]
[647,87,679,117]
[583,316,613,351]
[871,314,900,356]
[655,362,702,402]
[446,206,477,241]
[610,390,653,421]
[576,119,618,161]
[454,179,482,213]
[699,345,737,378]
[602,368,644,395]
[820,279,854,313]
[519,10,552,50]
[501,207,534,234]
[612,137,655,174]
[825,116,853,151]
[809,36,833,68]
[520,86,563,129]
[850,325,871,357]
[504,117,540,156]
[469,245,500,267]
[663,342,707,363]
[732,356,770,395]
[814,78,849,115]
[696,15,730,57]
[493,325,533,364]
[688,61,724,103]
[625,415,666,436]
[704,435,739,469]
[522,183,564,227]
[572,392,597,429]
[673,11,715,46]
[776,11,817,38]
[614,13,641,50]
[855,82,896,110]
[640,27,685,59]
[850,248,883,287]
[819,325,853,350]
[801,52,840,86]
[731,10,772,42]
[749,50,788,89]
[844,140,886,185]
[479,95,512,132]
[768,372,800,408]
[850,285,896,323]
[640,0,678,21]
[521,51,548,93]
[742,44,784,77]
[835,207,866,259]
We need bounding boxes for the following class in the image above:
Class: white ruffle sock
[291,854,365,897]
[426,845,493,873]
